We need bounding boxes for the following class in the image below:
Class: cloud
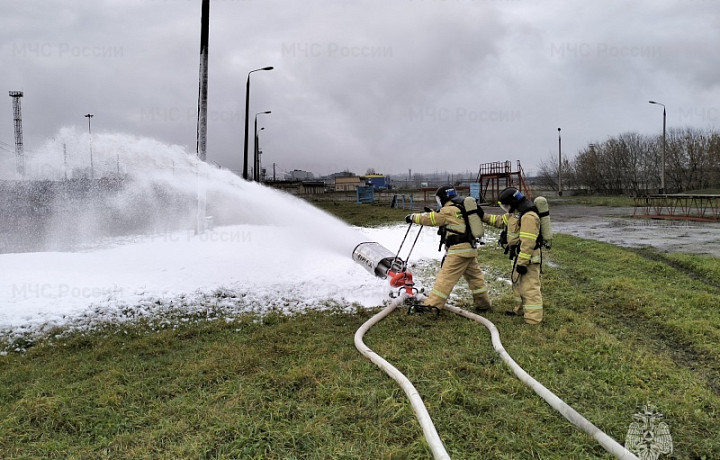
[2,0,719,178]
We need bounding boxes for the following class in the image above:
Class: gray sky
[2,0,719,178]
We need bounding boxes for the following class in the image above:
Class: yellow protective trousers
[512,263,543,324]
[423,252,491,311]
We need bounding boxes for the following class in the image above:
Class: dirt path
[549,204,720,257]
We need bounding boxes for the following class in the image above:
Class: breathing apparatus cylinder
[534,196,553,249]
[462,196,485,243]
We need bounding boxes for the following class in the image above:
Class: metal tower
[9,91,24,177]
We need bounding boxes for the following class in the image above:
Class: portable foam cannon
[352,241,419,297]
[352,224,423,299]
[352,242,404,277]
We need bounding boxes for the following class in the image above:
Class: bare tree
[540,128,720,195]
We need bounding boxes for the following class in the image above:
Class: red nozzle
[388,270,415,296]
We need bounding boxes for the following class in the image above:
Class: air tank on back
[534,196,553,249]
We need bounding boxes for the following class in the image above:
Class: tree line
[539,127,720,195]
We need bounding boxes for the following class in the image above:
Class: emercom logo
[625,403,673,459]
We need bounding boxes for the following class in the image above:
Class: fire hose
[351,228,639,460]
[354,292,450,460]
[442,305,639,460]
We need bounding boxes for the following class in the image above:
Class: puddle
[549,205,720,257]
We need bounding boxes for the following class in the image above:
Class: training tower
[9,91,24,177]
[476,160,532,204]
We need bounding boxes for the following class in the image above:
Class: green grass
[1,201,719,459]
[307,197,413,227]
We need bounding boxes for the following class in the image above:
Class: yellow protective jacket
[483,211,541,266]
[411,203,476,258]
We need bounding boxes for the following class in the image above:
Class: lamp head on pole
[649,100,665,108]
[255,110,272,121]
[249,66,274,77]
[84,114,94,132]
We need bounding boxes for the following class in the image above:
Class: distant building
[266,180,325,195]
[334,176,365,191]
[285,169,314,181]
[364,174,391,190]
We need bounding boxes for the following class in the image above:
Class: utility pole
[63,143,68,180]
[558,127,562,197]
[84,113,94,179]
[649,100,666,194]
[243,66,273,179]
[195,0,210,234]
[196,0,209,162]
[9,91,24,178]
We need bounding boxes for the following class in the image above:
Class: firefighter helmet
[435,185,458,207]
[498,187,525,212]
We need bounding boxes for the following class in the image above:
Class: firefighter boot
[473,292,492,313]
[505,307,524,317]
[523,305,543,325]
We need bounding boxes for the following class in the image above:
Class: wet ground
[550,204,720,257]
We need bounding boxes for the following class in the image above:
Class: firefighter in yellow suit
[405,186,492,312]
[482,187,543,324]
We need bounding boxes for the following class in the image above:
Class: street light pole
[557,127,562,197]
[255,127,265,181]
[84,113,94,179]
[254,110,271,182]
[649,100,666,194]
[243,66,273,180]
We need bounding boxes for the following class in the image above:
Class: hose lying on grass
[442,305,640,460]
[355,297,640,460]
[354,293,451,460]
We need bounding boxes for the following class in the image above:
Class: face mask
[435,196,443,210]
[499,203,510,213]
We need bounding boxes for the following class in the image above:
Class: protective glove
[405,214,414,224]
[424,206,433,212]
[515,265,528,275]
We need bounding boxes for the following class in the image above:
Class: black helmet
[498,187,525,212]
[435,185,458,207]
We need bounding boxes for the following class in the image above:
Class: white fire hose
[354,293,451,460]
[443,305,639,460]
[355,297,639,460]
